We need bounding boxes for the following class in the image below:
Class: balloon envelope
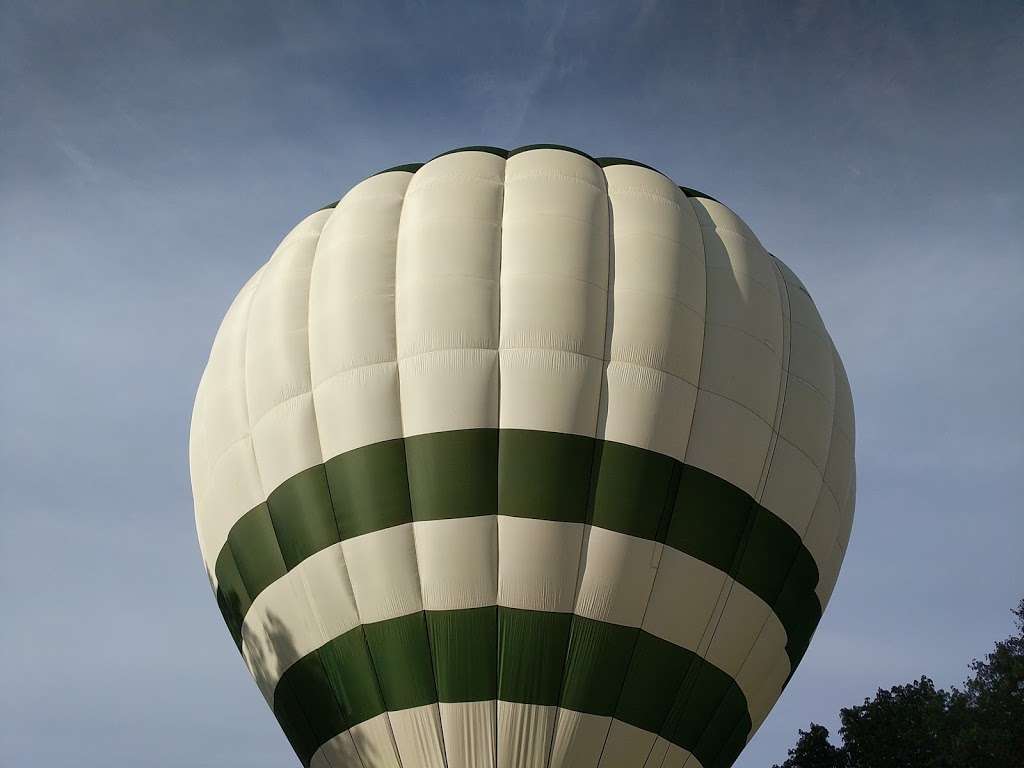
[190,145,855,768]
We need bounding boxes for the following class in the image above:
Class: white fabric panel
[439,701,497,768]
[788,321,836,405]
[242,571,321,704]
[786,283,826,342]
[414,516,498,611]
[643,737,671,768]
[308,730,363,768]
[702,233,781,345]
[776,274,835,486]
[659,742,701,768]
[602,165,705,320]
[778,376,833,472]
[310,172,409,386]
[188,412,210,571]
[600,164,703,462]
[498,347,605,436]
[644,546,727,650]
[644,547,788,705]
[396,151,503,437]
[817,479,854,606]
[803,485,841,573]
[841,467,856,545]
[497,701,556,768]
[816,536,847,606]
[700,260,781,435]
[246,211,331,496]
[241,542,360,703]
[549,709,609,768]
[832,347,855,445]
[827,360,856,566]
[684,195,781,498]
[602,364,698,464]
[772,256,807,294]
[694,196,784,499]
[699,322,782,424]
[349,713,403,767]
[496,516,584,613]
[823,427,855,507]
[599,718,658,767]
[498,149,609,436]
[399,348,499,436]
[342,522,423,623]
[685,390,773,498]
[703,260,783,356]
[705,582,790,684]
[761,435,825,534]
[574,526,660,627]
[816,538,843,606]
[690,198,764,256]
[389,703,447,768]
[196,440,265,587]
[244,212,327,420]
[195,266,267,478]
[309,171,411,461]
[313,363,402,462]
[251,392,323,498]
[734,619,789,708]
[192,269,267,582]
[745,652,791,737]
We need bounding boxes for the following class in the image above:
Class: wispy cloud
[2,3,1021,768]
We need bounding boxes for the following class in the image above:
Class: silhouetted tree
[774,597,1024,768]
[771,724,846,768]
[839,677,955,768]
[955,597,1024,765]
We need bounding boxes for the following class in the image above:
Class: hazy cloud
[2,2,1021,766]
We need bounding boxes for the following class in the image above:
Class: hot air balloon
[189,145,855,768]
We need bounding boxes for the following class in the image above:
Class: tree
[772,724,846,768]
[774,597,1024,768]
[839,677,956,768]
[956,598,1024,765]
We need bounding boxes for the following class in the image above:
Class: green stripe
[596,156,668,177]
[680,185,721,203]
[509,143,597,161]
[370,162,424,176]
[431,145,510,160]
[213,429,822,668]
[273,606,751,768]
[363,147,719,202]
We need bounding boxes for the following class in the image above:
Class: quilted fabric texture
[190,146,855,768]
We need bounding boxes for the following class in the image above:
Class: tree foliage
[772,723,846,768]
[773,598,1024,768]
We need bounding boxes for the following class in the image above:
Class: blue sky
[2,2,1022,766]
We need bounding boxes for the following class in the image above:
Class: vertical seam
[643,195,718,768]
[586,185,709,768]
[302,208,370,768]
[394,163,449,768]
[648,194,720,768]
[677,243,793,768]
[493,155,507,768]
[542,165,614,768]
[241,242,330,768]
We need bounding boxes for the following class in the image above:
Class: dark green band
[214,429,822,670]
[274,606,751,768]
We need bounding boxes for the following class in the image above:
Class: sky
[2,1,1022,766]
